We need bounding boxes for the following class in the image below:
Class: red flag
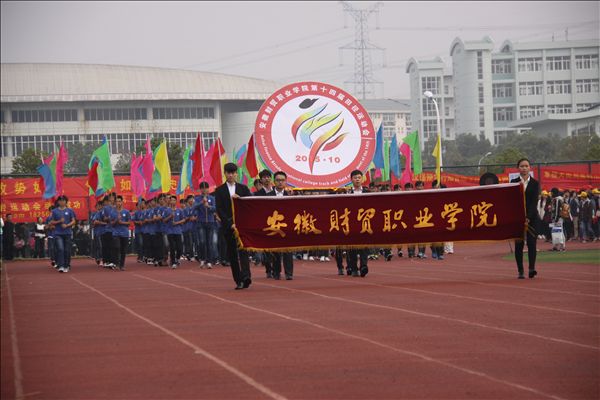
[191,133,205,190]
[209,142,223,186]
[363,169,371,187]
[245,133,259,178]
[87,160,99,195]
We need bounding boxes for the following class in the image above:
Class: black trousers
[348,248,368,273]
[168,234,183,265]
[515,229,537,275]
[101,232,116,265]
[263,252,273,275]
[225,228,250,285]
[117,236,128,268]
[273,252,293,278]
[335,248,345,270]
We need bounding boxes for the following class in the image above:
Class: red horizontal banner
[233,183,526,251]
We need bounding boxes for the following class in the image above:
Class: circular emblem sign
[254,81,375,188]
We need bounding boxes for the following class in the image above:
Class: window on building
[517,57,542,72]
[422,99,437,117]
[152,107,215,120]
[479,107,485,128]
[547,104,572,114]
[576,79,600,93]
[423,119,437,139]
[477,51,483,79]
[84,108,147,121]
[491,59,512,74]
[421,77,441,95]
[519,106,545,119]
[478,84,484,104]
[10,109,78,123]
[546,80,571,95]
[545,56,571,71]
[577,103,596,112]
[571,121,596,136]
[444,106,450,116]
[492,83,513,98]
[493,107,515,121]
[518,81,543,96]
[575,54,599,70]
[494,131,508,145]
[444,85,449,95]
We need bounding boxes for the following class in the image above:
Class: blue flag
[37,163,56,199]
[372,123,385,169]
[390,135,401,179]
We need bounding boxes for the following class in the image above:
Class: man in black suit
[511,158,541,279]
[347,170,370,277]
[254,170,275,278]
[269,171,294,280]
[214,163,253,289]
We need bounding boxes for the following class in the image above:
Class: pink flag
[141,137,155,198]
[130,153,145,198]
[399,143,413,187]
[55,142,68,196]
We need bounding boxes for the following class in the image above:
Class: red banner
[232,183,526,251]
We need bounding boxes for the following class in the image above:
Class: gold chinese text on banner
[232,183,526,251]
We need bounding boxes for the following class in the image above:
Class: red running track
[2,241,599,399]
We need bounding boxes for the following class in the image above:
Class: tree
[11,148,48,174]
[114,152,131,173]
[64,142,99,174]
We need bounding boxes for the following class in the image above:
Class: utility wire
[182,27,347,69]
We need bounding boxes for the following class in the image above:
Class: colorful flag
[191,133,205,191]
[176,145,192,195]
[141,137,154,198]
[372,124,385,169]
[37,155,56,199]
[245,133,259,178]
[88,136,115,196]
[390,135,401,179]
[402,130,422,175]
[432,133,442,187]
[383,138,390,182]
[130,153,145,198]
[209,141,223,186]
[55,142,68,196]
[150,140,171,194]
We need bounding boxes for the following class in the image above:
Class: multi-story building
[361,99,412,142]
[408,38,600,147]
[406,56,454,149]
[0,63,280,174]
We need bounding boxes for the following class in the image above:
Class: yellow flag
[432,134,441,187]
[154,141,172,192]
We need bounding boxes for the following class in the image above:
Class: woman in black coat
[510,158,540,279]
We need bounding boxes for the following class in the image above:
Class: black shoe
[337,268,344,276]
[528,270,537,279]
[273,275,281,280]
[243,278,252,288]
[346,269,352,276]
[235,282,244,290]
[266,272,273,279]
[285,275,293,280]
[360,266,369,277]
[351,271,359,277]
[385,254,392,262]
[518,274,525,279]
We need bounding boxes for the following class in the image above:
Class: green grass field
[503,249,600,265]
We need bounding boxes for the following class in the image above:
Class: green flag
[402,130,422,175]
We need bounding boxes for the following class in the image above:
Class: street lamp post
[478,151,492,173]
[424,90,441,186]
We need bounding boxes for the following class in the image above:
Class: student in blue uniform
[114,195,131,271]
[50,195,76,273]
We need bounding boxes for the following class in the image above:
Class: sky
[2,1,598,99]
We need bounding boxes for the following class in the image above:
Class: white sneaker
[171,264,177,269]
[309,256,315,261]
[206,263,213,269]
[320,256,325,262]
[302,254,308,261]
[325,256,330,262]
[200,260,206,267]
[58,267,65,273]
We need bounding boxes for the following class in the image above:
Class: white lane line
[374,267,600,298]
[308,273,600,318]
[135,272,568,400]
[70,276,287,400]
[4,265,24,400]
[190,270,598,351]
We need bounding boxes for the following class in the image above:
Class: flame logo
[291,100,348,173]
